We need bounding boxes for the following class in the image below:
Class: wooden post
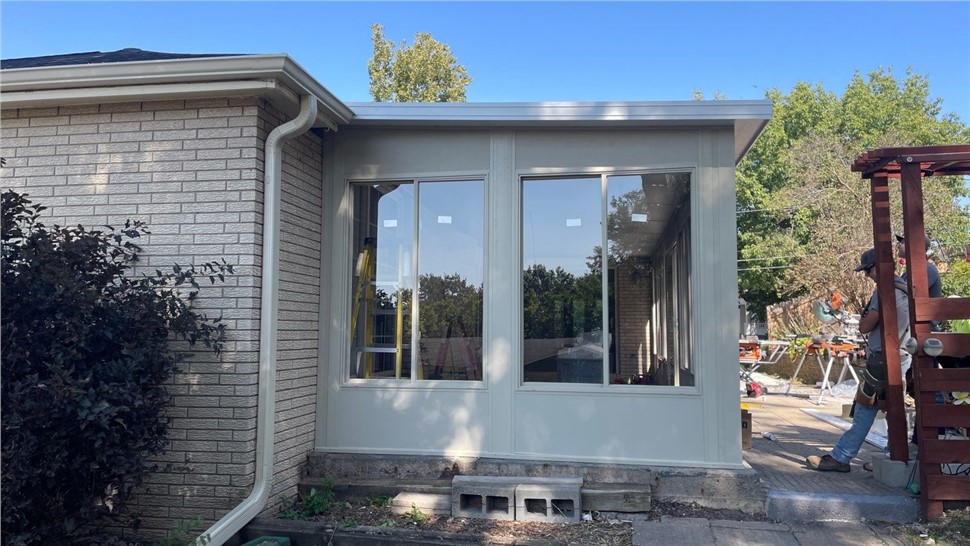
[868,174,908,461]
[899,160,943,520]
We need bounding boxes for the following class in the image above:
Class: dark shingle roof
[0,48,243,69]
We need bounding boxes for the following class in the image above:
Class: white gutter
[0,79,292,109]
[201,93,318,546]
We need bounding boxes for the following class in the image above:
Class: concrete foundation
[307,452,766,515]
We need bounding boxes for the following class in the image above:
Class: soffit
[347,100,773,164]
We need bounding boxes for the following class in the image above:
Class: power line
[738,265,796,272]
[736,207,801,215]
[737,255,807,263]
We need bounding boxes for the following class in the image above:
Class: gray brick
[28,156,69,167]
[70,113,112,124]
[98,142,140,153]
[109,131,154,142]
[57,123,100,135]
[155,129,198,141]
[19,107,59,117]
[197,170,242,181]
[99,121,141,133]
[99,102,141,113]
[184,117,228,129]
[141,140,184,151]
[28,135,70,146]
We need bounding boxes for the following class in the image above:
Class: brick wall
[257,103,322,513]
[0,96,323,537]
[615,263,653,379]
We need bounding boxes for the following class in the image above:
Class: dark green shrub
[1,190,232,544]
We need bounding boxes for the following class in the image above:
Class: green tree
[736,68,970,320]
[417,273,483,339]
[368,23,472,102]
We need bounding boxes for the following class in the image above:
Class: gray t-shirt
[901,261,942,298]
[866,275,911,354]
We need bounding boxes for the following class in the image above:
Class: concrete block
[451,476,515,521]
[514,478,583,523]
[391,492,452,516]
[871,454,918,489]
[582,484,651,512]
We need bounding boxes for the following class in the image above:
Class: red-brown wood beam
[918,403,970,428]
[919,439,970,464]
[917,368,970,392]
[926,476,970,501]
[871,174,908,462]
[913,297,970,321]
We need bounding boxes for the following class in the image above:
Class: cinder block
[451,476,516,520]
[871,453,918,489]
[514,480,582,523]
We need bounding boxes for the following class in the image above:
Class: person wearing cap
[895,234,942,299]
[807,248,911,472]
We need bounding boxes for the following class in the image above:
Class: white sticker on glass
[566,218,582,227]
[632,213,649,223]
[383,219,398,228]
[438,216,452,224]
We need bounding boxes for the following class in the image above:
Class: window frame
[516,167,699,394]
[342,174,489,390]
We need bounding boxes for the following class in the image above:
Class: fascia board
[346,100,772,123]
[347,100,773,163]
[0,54,354,128]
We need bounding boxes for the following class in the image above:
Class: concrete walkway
[633,516,906,545]
[631,385,918,545]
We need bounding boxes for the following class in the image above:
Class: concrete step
[298,478,452,504]
[765,489,918,523]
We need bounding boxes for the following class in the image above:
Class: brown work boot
[806,454,850,473]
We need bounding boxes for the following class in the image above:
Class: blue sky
[2,1,969,122]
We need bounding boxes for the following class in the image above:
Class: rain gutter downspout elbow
[201,94,318,546]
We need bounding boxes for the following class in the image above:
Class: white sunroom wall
[318,126,743,468]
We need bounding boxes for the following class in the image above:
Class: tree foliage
[368,23,472,102]
[737,68,970,322]
[418,273,483,339]
[0,191,231,544]
[523,265,601,340]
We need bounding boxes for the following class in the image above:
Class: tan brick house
[1,49,771,543]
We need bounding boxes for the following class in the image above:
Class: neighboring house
[0,49,772,542]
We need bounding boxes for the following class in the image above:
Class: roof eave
[0,54,354,129]
[346,100,773,163]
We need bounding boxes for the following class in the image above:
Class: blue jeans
[830,352,911,464]
[831,401,879,464]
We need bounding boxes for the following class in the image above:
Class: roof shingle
[0,48,242,69]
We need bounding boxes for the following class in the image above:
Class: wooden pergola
[851,144,970,520]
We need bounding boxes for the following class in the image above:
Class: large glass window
[522,177,604,384]
[522,172,692,386]
[351,180,484,381]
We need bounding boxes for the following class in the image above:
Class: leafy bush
[152,518,210,546]
[1,191,232,545]
[276,479,335,520]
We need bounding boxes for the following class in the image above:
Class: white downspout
[201,94,318,546]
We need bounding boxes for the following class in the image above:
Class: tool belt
[855,351,885,408]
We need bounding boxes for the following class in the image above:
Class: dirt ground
[288,497,771,546]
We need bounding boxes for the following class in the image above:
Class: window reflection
[350,180,484,381]
[522,177,603,384]
[521,172,692,387]
[417,181,484,381]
